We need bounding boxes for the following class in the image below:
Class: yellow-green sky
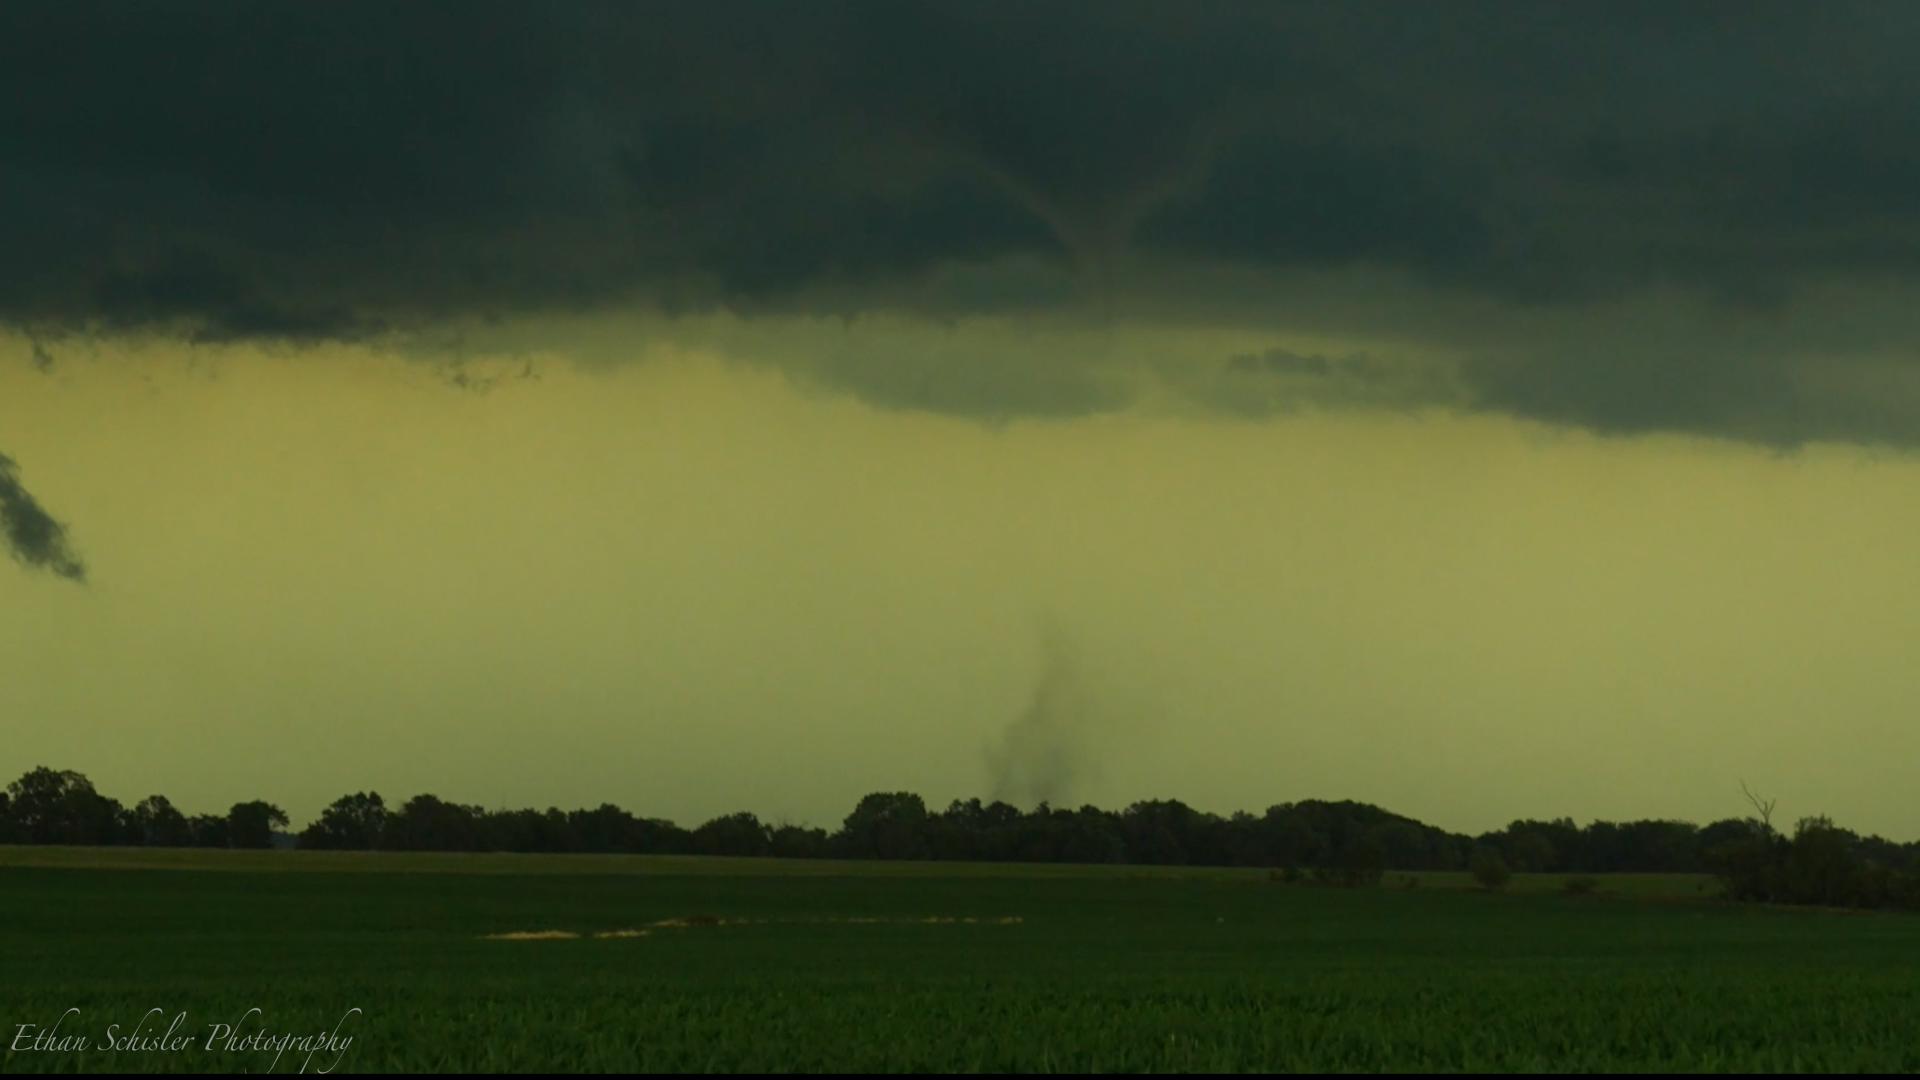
[6,324,1918,837]
[9,4,1920,839]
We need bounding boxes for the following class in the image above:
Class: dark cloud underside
[5,2,1920,441]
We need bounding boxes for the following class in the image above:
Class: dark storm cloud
[0,1,1069,338]
[0,454,85,582]
[6,2,1920,440]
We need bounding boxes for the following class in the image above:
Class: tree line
[0,768,286,848]
[5,766,1918,909]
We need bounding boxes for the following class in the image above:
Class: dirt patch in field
[483,929,581,941]
[648,914,751,928]
[639,914,1023,929]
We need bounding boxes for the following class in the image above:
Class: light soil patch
[649,914,750,928]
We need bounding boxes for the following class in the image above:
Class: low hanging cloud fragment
[0,453,86,582]
[1198,348,1469,418]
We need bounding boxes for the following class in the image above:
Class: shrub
[1707,829,1784,902]
[1335,832,1388,887]
[1337,864,1385,888]
[1706,813,1920,911]
[1470,848,1512,891]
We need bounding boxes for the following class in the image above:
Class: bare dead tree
[1739,779,1777,835]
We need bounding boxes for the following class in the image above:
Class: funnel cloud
[987,619,1095,807]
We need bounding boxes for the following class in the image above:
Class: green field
[2,847,1916,1073]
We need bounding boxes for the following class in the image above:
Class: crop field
[2,848,1918,1072]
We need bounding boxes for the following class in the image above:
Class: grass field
[2,847,1916,1072]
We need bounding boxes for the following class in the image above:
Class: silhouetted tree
[693,812,772,857]
[1697,817,1757,859]
[836,792,930,860]
[227,801,289,849]
[298,792,387,850]
[565,803,638,852]
[770,823,829,859]
[133,795,193,847]
[1119,799,1199,865]
[1499,824,1557,873]
[188,813,230,848]
[635,817,694,854]
[5,767,121,844]
[1782,815,1866,907]
[383,795,479,851]
[1336,828,1389,886]
[1470,846,1512,890]
[1260,807,1326,868]
[1054,806,1126,864]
